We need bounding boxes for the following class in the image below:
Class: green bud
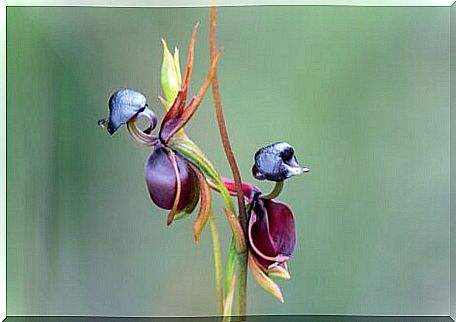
[161,39,182,106]
[173,47,182,88]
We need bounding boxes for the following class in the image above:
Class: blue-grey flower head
[252,142,309,182]
[98,88,149,135]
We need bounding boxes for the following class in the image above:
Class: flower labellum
[144,147,200,224]
[98,88,149,135]
[252,142,309,182]
[248,197,296,270]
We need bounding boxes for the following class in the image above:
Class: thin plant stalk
[209,214,224,314]
[210,3,248,319]
[261,181,284,200]
[225,238,237,292]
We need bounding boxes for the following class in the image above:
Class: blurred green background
[6,6,450,316]
[450,4,455,320]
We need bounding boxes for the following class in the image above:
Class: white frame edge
[2,1,455,321]
[3,0,456,7]
[1,1,6,321]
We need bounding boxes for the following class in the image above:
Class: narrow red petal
[180,22,199,103]
[219,177,260,202]
[160,96,186,141]
[161,50,221,143]
[159,23,199,141]
[166,149,182,226]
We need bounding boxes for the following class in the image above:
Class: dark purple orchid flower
[215,140,307,272]
[98,24,220,230]
[216,177,296,271]
[247,142,308,271]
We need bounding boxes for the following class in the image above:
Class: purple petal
[264,199,296,257]
[179,159,199,213]
[248,198,296,270]
[249,199,286,269]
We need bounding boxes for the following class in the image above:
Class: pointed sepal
[248,251,284,303]
[213,177,261,202]
[268,262,291,280]
[160,50,221,143]
[193,170,212,243]
[223,208,246,253]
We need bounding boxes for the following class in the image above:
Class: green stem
[222,238,237,322]
[225,238,237,295]
[261,181,284,200]
[209,214,223,315]
[171,140,242,319]
[237,252,247,319]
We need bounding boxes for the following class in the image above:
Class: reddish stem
[210,4,248,318]
[209,5,247,234]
